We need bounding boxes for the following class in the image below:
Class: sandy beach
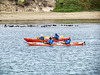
[0,11,100,23]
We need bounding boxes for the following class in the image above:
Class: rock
[0,0,56,12]
[4,24,7,27]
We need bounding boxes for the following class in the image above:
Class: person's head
[67,37,70,39]
[41,34,44,37]
[49,37,52,40]
[55,33,57,35]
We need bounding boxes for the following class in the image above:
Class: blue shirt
[53,35,59,40]
[39,37,44,40]
[46,40,53,44]
[64,39,71,44]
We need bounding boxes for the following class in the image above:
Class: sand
[0,11,100,23]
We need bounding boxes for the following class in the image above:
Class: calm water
[0,23,100,75]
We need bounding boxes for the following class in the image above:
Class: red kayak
[24,38,68,42]
[26,42,84,46]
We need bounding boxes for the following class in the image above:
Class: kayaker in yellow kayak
[62,37,71,44]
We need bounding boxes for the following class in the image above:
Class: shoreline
[0,11,100,23]
[0,19,100,24]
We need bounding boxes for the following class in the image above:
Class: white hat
[41,34,44,36]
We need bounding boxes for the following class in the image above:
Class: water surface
[0,23,100,75]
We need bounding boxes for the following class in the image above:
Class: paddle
[44,36,63,38]
[35,36,46,39]
[60,36,63,38]
[35,37,37,39]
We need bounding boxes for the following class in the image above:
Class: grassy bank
[53,0,100,12]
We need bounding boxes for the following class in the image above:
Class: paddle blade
[46,37,50,39]
[44,36,46,38]
[60,36,63,38]
[35,37,37,39]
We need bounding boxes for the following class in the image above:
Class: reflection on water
[0,23,100,75]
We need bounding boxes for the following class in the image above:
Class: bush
[53,0,100,12]
[53,9,74,12]
[54,0,83,12]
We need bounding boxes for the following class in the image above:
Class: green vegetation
[8,0,31,6]
[16,0,24,6]
[53,0,100,12]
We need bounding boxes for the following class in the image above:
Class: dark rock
[9,25,14,27]
[41,26,45,27]
[15,25,19,27]
[53,24,56,26]
[4,24,7,27]
[67,25,73,26]
[20,25,26,27]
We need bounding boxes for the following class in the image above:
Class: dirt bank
[0,11,100,23]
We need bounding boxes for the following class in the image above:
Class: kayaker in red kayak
[45,37,53,45]
[38,34,44,40]
[62,37,71,44]
[52,33,59,40]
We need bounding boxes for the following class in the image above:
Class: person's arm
[46,40,49,43]
[38,37,41,39]
[53,36,56,38]
[56,35,59,40]
[53,35,57,39]
[41,37,44,40]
